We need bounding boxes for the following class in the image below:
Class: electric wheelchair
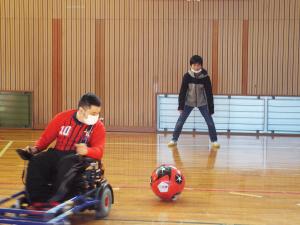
[0,149,114,225]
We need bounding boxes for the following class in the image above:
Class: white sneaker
[167,140,177,147]
[210,141,220,149]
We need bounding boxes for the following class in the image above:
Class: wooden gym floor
[0,130,300,225]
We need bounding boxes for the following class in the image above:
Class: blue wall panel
[157,95,300,134]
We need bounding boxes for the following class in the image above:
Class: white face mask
[83,114,99,125]
[191,68,202,74]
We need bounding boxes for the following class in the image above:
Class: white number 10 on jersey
[59,126,72,136]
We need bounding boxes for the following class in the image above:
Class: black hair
[190,55,203,66]
[78,92,101,108]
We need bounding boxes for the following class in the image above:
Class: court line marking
[0,141,13,157]
[0,180,299,197]
[0,140,300,150]
[102,218,227,225]
[105,186,300,196]
[185,187,194,190]
[229,192,263,198]
[1,183,300,197]
[0,140,36,143]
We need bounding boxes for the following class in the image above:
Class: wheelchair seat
[15,149,108,205]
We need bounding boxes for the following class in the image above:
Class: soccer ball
[150,164,185,201]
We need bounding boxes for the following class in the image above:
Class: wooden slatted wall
[0,0,299,130]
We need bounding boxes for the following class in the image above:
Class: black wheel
[95,187,112,219]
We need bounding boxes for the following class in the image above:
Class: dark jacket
[178,69,214,114]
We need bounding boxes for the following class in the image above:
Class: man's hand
[178,110,183,114]
[24,146,39,154]
[16,146,38,160]
[75,143,88,156]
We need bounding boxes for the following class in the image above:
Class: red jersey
[35,110,106,160]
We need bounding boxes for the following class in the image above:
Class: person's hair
[78,92,101,108]
[190,55,203,66]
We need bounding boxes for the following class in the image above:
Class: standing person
[168,55,220,149]
[19,92,106,209]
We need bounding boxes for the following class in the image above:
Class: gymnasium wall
[0,0,299,130]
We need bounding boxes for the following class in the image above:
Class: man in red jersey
[20,93,105,208]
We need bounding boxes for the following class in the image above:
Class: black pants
[26,149,89,203]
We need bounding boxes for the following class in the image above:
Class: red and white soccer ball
[150,164,185,201]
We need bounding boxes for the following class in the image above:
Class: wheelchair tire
[95,187,112,219]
